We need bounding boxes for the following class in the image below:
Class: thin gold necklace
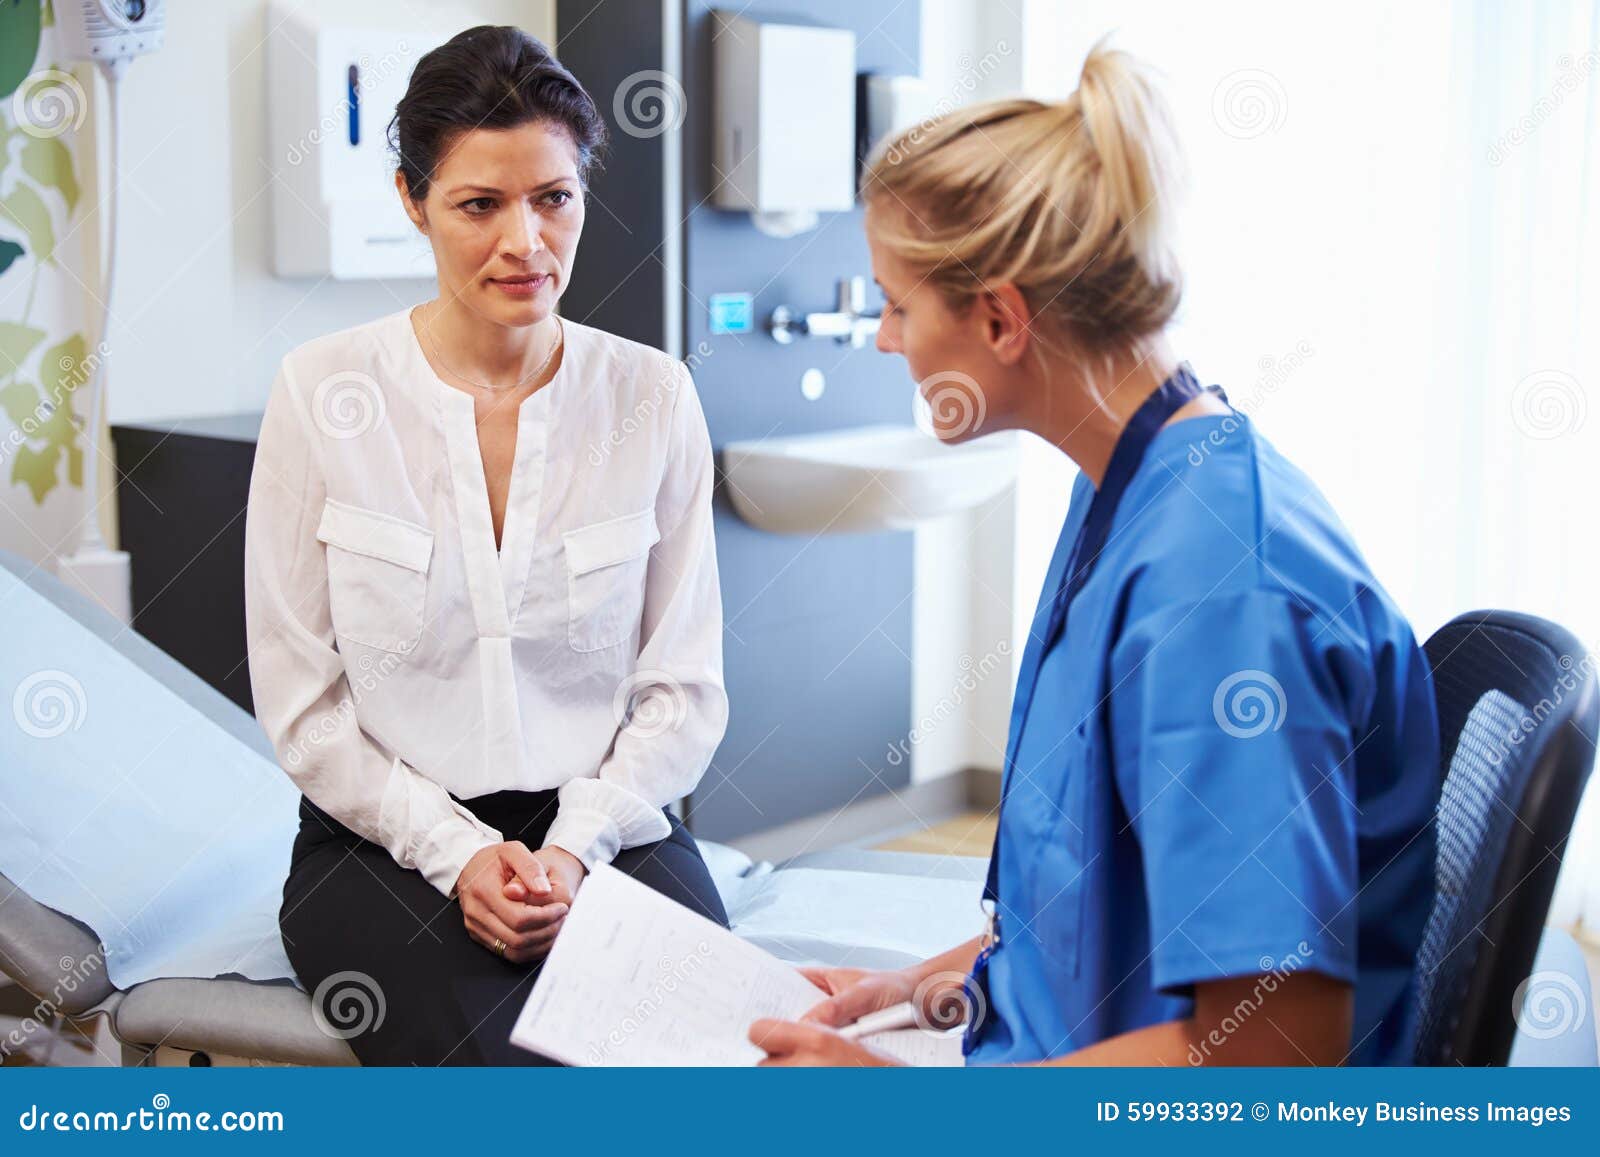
[417,305,563,395]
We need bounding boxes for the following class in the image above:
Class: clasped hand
[454,841,586,963]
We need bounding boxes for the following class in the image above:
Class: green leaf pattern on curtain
[0,0,88,507]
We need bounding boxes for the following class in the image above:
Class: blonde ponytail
[861,37,1185,354]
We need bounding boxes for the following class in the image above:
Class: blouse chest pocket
[563,508,660,653]
[315,499,433,655]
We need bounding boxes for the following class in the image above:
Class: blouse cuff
[544,778,672,870]
[418,813,503,901]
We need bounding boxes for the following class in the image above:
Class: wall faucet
[768,276,881,348]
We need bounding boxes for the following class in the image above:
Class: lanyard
[961,362,1208,1055]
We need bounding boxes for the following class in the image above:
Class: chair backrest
[1413,610,1599,1065]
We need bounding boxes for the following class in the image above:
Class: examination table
[0,548,983,1066]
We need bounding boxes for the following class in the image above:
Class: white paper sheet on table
[0,566,301,989]
[726,866,983,970]
[510,863,965,1066]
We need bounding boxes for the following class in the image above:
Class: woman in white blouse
[244,26,729,1065]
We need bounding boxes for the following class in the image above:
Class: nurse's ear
[975,281,1033,368]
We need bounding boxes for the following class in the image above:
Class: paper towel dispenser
[711,11,856,236]
[266,2,444,279]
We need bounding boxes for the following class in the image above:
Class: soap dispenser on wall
[710,11,856,238]
[265,2,446,279]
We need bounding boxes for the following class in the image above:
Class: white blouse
[243,307,727,899]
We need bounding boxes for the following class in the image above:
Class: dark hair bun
[388,25,607,200]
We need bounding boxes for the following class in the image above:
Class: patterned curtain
[0,0,95,562]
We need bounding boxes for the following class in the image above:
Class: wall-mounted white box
[862,73,936,158]
[266,1,445,279]
[711,12,856,215]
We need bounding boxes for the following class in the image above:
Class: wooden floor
[1584,943,1600,1053]
[0,989,114,1067]
[873,811,996,857]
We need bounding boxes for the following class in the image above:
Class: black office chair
[1412,610,1599,1065]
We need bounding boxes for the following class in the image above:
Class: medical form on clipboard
[509,863,965,1067]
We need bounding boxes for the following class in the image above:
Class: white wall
[907,0,1027,786]
[1034,1,1457,635]
[100,0,554,427]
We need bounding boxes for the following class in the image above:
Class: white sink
[721,424,1019,534]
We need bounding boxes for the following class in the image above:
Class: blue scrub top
[966,407,1440,1066]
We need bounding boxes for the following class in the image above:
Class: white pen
[836,1001,920,1041]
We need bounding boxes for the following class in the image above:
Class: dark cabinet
[110,413,263,715]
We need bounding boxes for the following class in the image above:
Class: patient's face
[401,120,585,330]
[866,200,1011,444]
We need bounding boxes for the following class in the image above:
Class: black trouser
[278,788,729,1066]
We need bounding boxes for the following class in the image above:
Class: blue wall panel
[682,1,923,838]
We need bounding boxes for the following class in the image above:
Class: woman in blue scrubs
[752,43,1440,1067]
